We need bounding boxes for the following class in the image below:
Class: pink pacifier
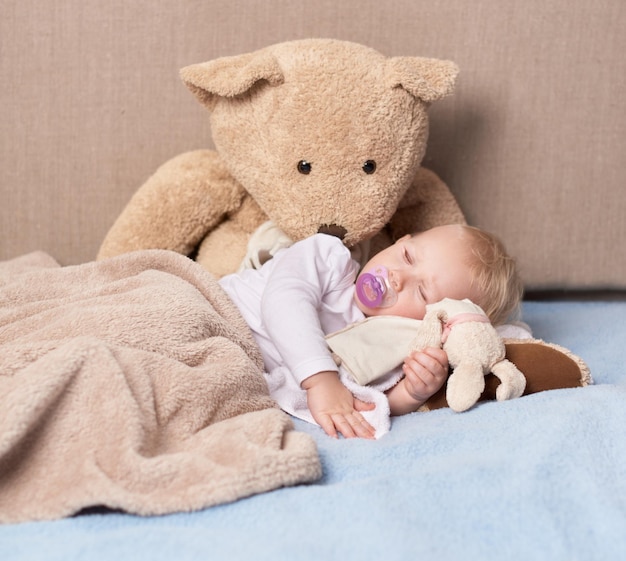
[355,266,398,308]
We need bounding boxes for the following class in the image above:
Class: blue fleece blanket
[1,300,625,561]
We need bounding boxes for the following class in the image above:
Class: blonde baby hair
[459,225,524,325]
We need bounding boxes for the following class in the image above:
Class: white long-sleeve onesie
[220,234,402,437]
[219,234,365,386]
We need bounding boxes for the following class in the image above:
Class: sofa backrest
[1,0,624,290]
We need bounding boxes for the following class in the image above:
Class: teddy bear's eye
[297,160,312,175]
[362,160,377,174]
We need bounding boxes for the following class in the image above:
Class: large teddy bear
[98,38,465,276]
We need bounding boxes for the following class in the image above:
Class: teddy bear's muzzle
[317,224,347,240]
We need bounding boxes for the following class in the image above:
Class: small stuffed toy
[98,39,465,277]
[409,298,526,412]
[325,306,591,413]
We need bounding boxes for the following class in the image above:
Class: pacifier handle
[355,266,397,309]
[355,272,385,307]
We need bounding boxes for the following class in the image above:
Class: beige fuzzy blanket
[0,250,321,524]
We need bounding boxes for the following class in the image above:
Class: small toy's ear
[386,57,459,103]
[180,51,284,108]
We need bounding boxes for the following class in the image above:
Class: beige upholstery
[1,0,624,290]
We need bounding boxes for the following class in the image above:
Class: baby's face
[355,225,479,319]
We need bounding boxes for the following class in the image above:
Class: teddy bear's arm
[195,195,269,277]
[387,166,466,239]
[98,150,246,260]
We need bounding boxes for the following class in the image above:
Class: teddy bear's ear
[386,57,459,103]
[180,51,284,107]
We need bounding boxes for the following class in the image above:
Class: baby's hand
[302,371,376,439]
[386,347,449,416]
[401,347,449,403]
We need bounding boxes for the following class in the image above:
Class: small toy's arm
[409,306,445,351]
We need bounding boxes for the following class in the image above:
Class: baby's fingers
[317,414,339,439]
[333,412,376,440]
[417,347,449,371]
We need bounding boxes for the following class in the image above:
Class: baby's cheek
[394,298,426,320]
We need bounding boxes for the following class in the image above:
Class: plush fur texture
[98,39,466,277]
[0,250,322,523]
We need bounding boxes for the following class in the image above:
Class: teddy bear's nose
[317,224,347,240]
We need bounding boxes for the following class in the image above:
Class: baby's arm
[260,236,375,439]
[302,371,376,439]
[386,348,449,416]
